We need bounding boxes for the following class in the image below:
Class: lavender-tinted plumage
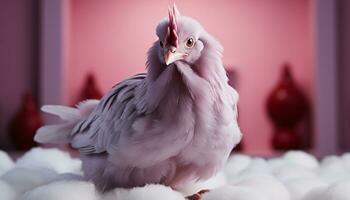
[35,5,241,192]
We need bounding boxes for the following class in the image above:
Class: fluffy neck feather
[143,32,228,112]
[193,32,228,90]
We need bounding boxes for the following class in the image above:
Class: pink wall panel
[68,0,314,152]
[339,0,350,150]
[0,0,39,148]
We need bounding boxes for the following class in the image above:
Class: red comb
[166,5,178,48]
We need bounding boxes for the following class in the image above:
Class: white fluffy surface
[2,167,58,195]
[16,148,82,174]
[202,185,269,200]
[176,171,227,196]
[232,175,290,200]
[1,148,350,200]
[0,150,15,176]
[0,180,16,200]
[113,184,185,200]
[22,181,99,200]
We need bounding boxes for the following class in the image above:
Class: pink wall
[0,0,39,148]
[68,0,314,152]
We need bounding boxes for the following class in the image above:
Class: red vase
[79,73,103,101]
[9,93,43,150]
[266,64,308,150]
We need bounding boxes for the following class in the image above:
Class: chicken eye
[185,38,195,48]
[160,41,164,48]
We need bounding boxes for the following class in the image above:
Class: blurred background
[0,0,348,157]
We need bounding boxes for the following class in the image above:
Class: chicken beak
[164,48,183,65]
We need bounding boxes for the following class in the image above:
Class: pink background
[1,0,349,153]
[68,0,314,152]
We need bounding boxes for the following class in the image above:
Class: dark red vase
[9,93,43,150]
[266,64,308,150]
[79,73,103,101]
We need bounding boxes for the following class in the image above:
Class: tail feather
[34,123,76,144]
[34,100,100,144]
[41,105,80,121]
